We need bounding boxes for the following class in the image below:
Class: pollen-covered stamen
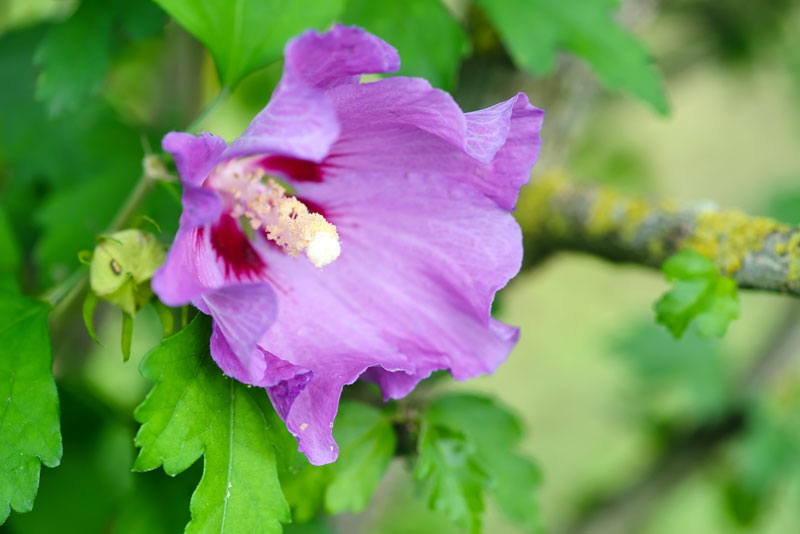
[213,160,340,268]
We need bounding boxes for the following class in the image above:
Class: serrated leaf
[474,0,668,113]
[324,401,396,514]
[34,0,115,116]
[152,0,344,88]
[655,250,739,338]
[133,314,290,534]
[34,0,165,116]
[6,391,134,534]
[422,394,543,533]
[0,292,62,525]
[414,424,488,534]
[281,401,396,521]
[341,0,469,89]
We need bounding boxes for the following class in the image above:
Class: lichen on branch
[518,172,800,296]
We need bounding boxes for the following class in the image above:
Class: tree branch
[519,173,800,296]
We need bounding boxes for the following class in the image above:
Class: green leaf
[133,314,290,534]
[421,394,543,533]
[341,0,469,89]
[655,250,740,338]
[611,321,729,421]
[34,0,115,115]
[152,0,344,88]
[414,423,488,534]
[6,389,134,534]
[0,292,62,525]
[34,0,165,116]
[324,401,396,514]
[473,0,668,113]
[281,401,396,521]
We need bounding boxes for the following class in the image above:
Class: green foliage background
[2,0,800,533]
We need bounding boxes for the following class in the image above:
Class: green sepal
[89,229,164,315]
[121,312,134,362]
[82,290,101,345]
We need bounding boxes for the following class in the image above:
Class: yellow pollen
[215,161,340,268]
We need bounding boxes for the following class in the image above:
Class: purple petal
[180,185,222,227]
[162,132,227,186]
[151,227,209,306]
[283,25,400,90]
[151,216,269,306]
[464,93,544,210]
[328,77,466,153]
[267,358,402,465]
[252,166,523,464]
[224,25,400,162]
[321,85,542,211]
[201,283,277,381]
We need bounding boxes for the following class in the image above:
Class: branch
[519,173,800,296]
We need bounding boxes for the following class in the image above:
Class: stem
[47,171,156,316]
[185,87,231,134]
[45,87,231,319]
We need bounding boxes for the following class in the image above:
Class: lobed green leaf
[341,0,469,89]
[153,0,344,89]
[133,314,290,534]
[281,401,396,521]
[0,293,62,525]
[474,0,668,113]
[655,250,740,338]
[415,394,542,533]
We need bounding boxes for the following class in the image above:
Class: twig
[519,173,800,297]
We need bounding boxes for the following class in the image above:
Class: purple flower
[152,25,544,465]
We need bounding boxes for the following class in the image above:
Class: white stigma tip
[211,158,342,268]
[306,232,341,268]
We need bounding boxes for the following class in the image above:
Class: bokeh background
[3,0,800,533]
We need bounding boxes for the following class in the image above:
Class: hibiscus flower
[152,24,544,465]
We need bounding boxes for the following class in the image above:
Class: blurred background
[2,0,800,533]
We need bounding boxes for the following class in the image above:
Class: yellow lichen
[682,210,787,275]
[620,198,652,243]
[515,171,569,236]
[786,232,800,282]
[585,188,620,237]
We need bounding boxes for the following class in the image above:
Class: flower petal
[180,185,222,227]
[152,215,268,305]
[253,168,522,463]
[322,83,543,211]
[464,93,544,210]
[328,77,466,153]
[162,132,227,186]
[200,283,277,382]
[224,25,400,162]
[283,25,400,90]
[267,358,399,465]
[151,226,209,306]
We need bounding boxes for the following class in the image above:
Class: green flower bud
[89,229,165,315]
